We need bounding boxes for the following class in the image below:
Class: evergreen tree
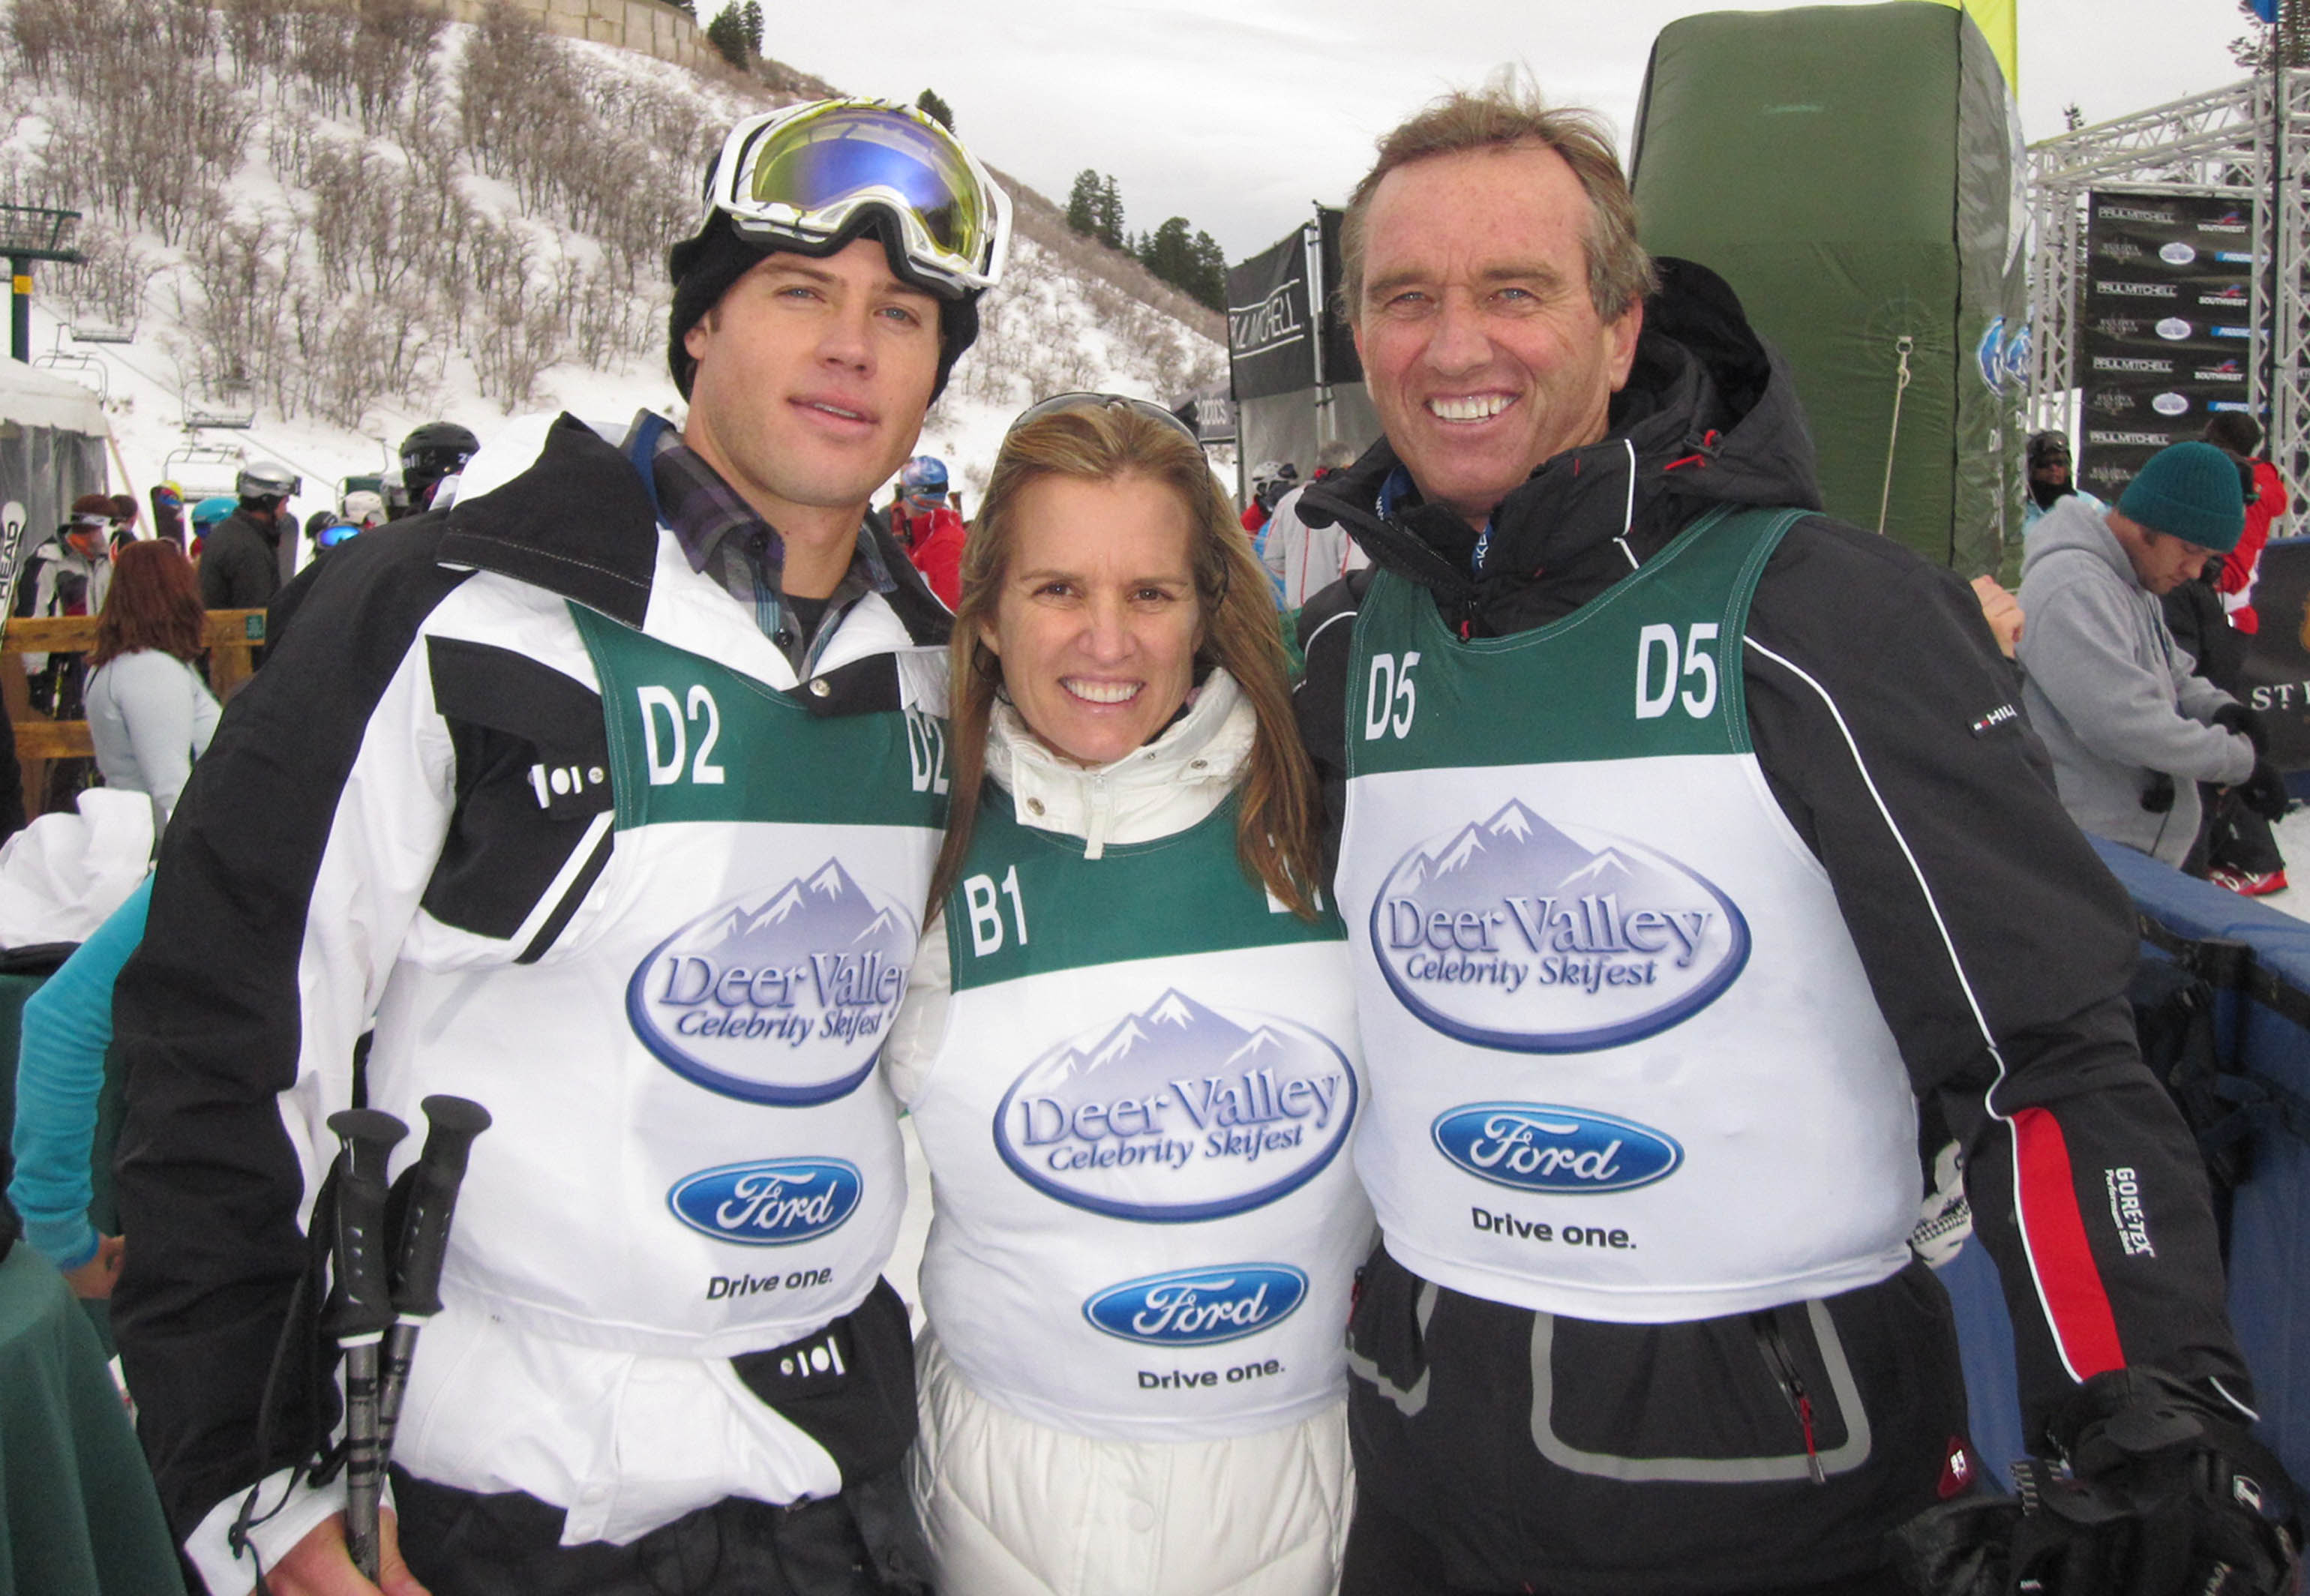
[1189,229,1228,313]
[916,88,954,130]
[1096,175,1124,250]
[1065,170,1101,237]
[704,4,748,66]
[739,0,761,54]
[1142,216,1196,290]
[2232,0,2308,68]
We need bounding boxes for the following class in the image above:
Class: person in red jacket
[892,454,965,609]
[2206,412,2291,635]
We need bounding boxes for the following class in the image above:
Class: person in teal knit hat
[2018,440,2290,868]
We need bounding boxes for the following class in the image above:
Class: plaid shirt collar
[649,432,898,668]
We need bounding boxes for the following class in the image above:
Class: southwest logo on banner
[629,861,914,1104]
[1370,801,1748,1052]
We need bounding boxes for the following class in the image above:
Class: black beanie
[666,213,980,406]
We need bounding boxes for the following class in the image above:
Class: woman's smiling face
[982,471,1204,767]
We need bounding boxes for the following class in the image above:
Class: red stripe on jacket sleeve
[2008,1106,2126,1379]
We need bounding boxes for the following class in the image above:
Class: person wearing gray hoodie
[2017,440,2287,866]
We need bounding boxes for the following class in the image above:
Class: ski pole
[326,1108,407,1584]
[376,1095,493,1463]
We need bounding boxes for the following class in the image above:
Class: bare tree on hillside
[55,223,152,332]
[268,106,326,190]
[290,5,359,118]
[474,292,563,410]
[351,0,444,136]
[178,211,299,400]
[220,0,293,86]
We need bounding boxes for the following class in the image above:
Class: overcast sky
[759,0,2260,261]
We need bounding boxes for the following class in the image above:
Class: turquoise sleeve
[8,877,152,1270]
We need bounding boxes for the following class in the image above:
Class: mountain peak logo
[1370,802,1749,1052]
[628,859,916,1105]
[994,988,1356,1222]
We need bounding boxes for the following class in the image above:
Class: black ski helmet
[400,422,480,509]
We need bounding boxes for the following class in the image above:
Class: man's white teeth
[814,403,864,420]
[1066,679,1140,705]
[1430,394,1508,422]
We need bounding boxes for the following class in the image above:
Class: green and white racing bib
[1336,508,1918,1323]
[909,788,1370,1440]
[370,590,945,1358]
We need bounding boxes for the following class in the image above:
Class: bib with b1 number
[1336,506,1919,1324]
[908,788,1371,1441]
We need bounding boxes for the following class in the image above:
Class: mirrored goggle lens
[315,521,362,550]
[733,104,993,272]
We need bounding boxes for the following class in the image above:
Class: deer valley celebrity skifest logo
[1372,800,1749,1051]
[994,989,1356,1222]
[629,859,915,1105]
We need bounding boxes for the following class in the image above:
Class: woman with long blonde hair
[885,394,1369,1595]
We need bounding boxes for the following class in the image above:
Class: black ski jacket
[1293,259,2252,1589]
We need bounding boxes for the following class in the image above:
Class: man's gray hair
[1340,75,1658,326]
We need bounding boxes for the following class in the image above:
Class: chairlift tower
[0,205,83,364]
[2028,68,2310,492]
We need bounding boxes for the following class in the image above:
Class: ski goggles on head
[1006,392,1203,448]
[704,99,1012,297]
[314,520,364,550]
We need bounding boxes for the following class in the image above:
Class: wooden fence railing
[0,610,266,818]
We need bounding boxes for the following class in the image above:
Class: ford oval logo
[1369,802,1749,1052]
[992,989,1356,1222]
[667,1158,862,1246]
[1083,1264,1310,1346]
[627,859,914,1106]
[1432,1103,1682,1194]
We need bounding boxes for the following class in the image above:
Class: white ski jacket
[884,673,1357,1596]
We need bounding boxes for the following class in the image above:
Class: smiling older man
[1291,82,2294,1596]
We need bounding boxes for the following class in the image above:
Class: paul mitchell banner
[1226,232,1316,402]
[2079,192,2261,499]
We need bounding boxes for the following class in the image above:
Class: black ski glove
[1889,1370,2300,1596]
[2215,703,2272,755]
[2240,759,2292,823]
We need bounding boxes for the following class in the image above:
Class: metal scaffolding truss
[2028,68,2310,492]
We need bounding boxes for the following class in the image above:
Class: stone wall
[430,0,712,74]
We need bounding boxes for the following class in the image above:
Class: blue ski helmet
[900,456,950,498]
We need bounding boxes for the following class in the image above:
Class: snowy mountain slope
[5,0,1226,534]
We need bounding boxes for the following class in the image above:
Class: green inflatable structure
[1631,2,2028,577]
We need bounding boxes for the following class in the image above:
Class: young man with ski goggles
[112,98,1007,1596]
